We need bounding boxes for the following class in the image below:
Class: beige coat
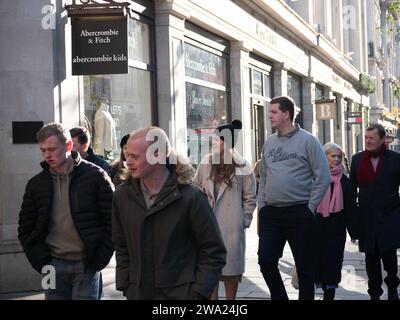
[194,152,257,276]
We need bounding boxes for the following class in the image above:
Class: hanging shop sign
[347,112,363,124]
[315,99,336,120]
[70,15,128,75]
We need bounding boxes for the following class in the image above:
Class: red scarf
[357,144,386,185]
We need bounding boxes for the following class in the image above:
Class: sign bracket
[65,0,131,17]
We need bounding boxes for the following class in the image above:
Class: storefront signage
[347,112,363,124]
[71,16,128,75]
[315,99,336,120]
[255,22,277,49]
[184,43,226,86]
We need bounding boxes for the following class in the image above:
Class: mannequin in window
[93,102,117,157]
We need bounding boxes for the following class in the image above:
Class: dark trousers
[258,204,316,300]
[365,247,399,299]
[314,213,347,288]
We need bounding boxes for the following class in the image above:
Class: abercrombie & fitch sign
[71,16,128,75]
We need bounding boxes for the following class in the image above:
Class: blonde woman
[194,120,257,300]
[315,142,357,300]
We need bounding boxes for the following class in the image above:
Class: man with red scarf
[349,123,400,300]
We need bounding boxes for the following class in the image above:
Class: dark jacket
[18,151,115,273]
[316,175,358,236]
[334,174,358,239]
[86,146,111,176]
[112,166,226,300]
[315,174,357,286]
[349,149,400,253]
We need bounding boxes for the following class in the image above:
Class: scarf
[357,144,385,185]
[317,164,344,218]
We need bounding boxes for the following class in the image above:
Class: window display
[184,40,229,165]
[83,17,153,160]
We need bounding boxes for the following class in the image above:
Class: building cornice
[154,0,190,20]
[249,0,361,82]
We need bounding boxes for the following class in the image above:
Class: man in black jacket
[70,126,111,175]
[350,123,400,300]
[18,122,114,300]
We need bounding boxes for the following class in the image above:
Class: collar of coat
[126,165,184,212]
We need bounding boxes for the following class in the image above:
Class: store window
[184,35,229,164]
[82,16,154,160]
[249,63,273,161]
[252,70,263,96]
[315,84,324,100]
[185,43,228,129]
[264,73,272,98]
[186,83,227,130]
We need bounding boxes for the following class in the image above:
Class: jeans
[44,257,100,300]
[258,204,316,300]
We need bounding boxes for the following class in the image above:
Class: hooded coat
[112,163,226,299]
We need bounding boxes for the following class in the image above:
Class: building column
[333,93,346,150]
[273,62,288,97]
[380,3,390,109]
[290,0,314,25]
[0,0,67,293]
[343,0,366,72]
[344,99,357,158]
[154,0,189,155]
[325,86,335,143]
[324,0,333,40]
[302,77,317,135]
[230,41,252,162]
[333,0,344,52]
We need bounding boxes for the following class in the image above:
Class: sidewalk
[236,215,371,300]
[1,214,398,300]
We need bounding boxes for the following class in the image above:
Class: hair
[111,134,131,185]
[323,142,349,173]
[343,155,350,175]
[70,126,90,145]
[122,126,194,184]
[37,122,71,144]
[366,123,386,139]
[270,96,296,121]
[209,162,239,187]
[323,142,344,155]
[111,146,127,179]
[208,149,245,187]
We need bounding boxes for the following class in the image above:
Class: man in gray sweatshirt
[257,96,330,300]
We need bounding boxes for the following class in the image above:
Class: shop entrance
[251,99,267,161]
